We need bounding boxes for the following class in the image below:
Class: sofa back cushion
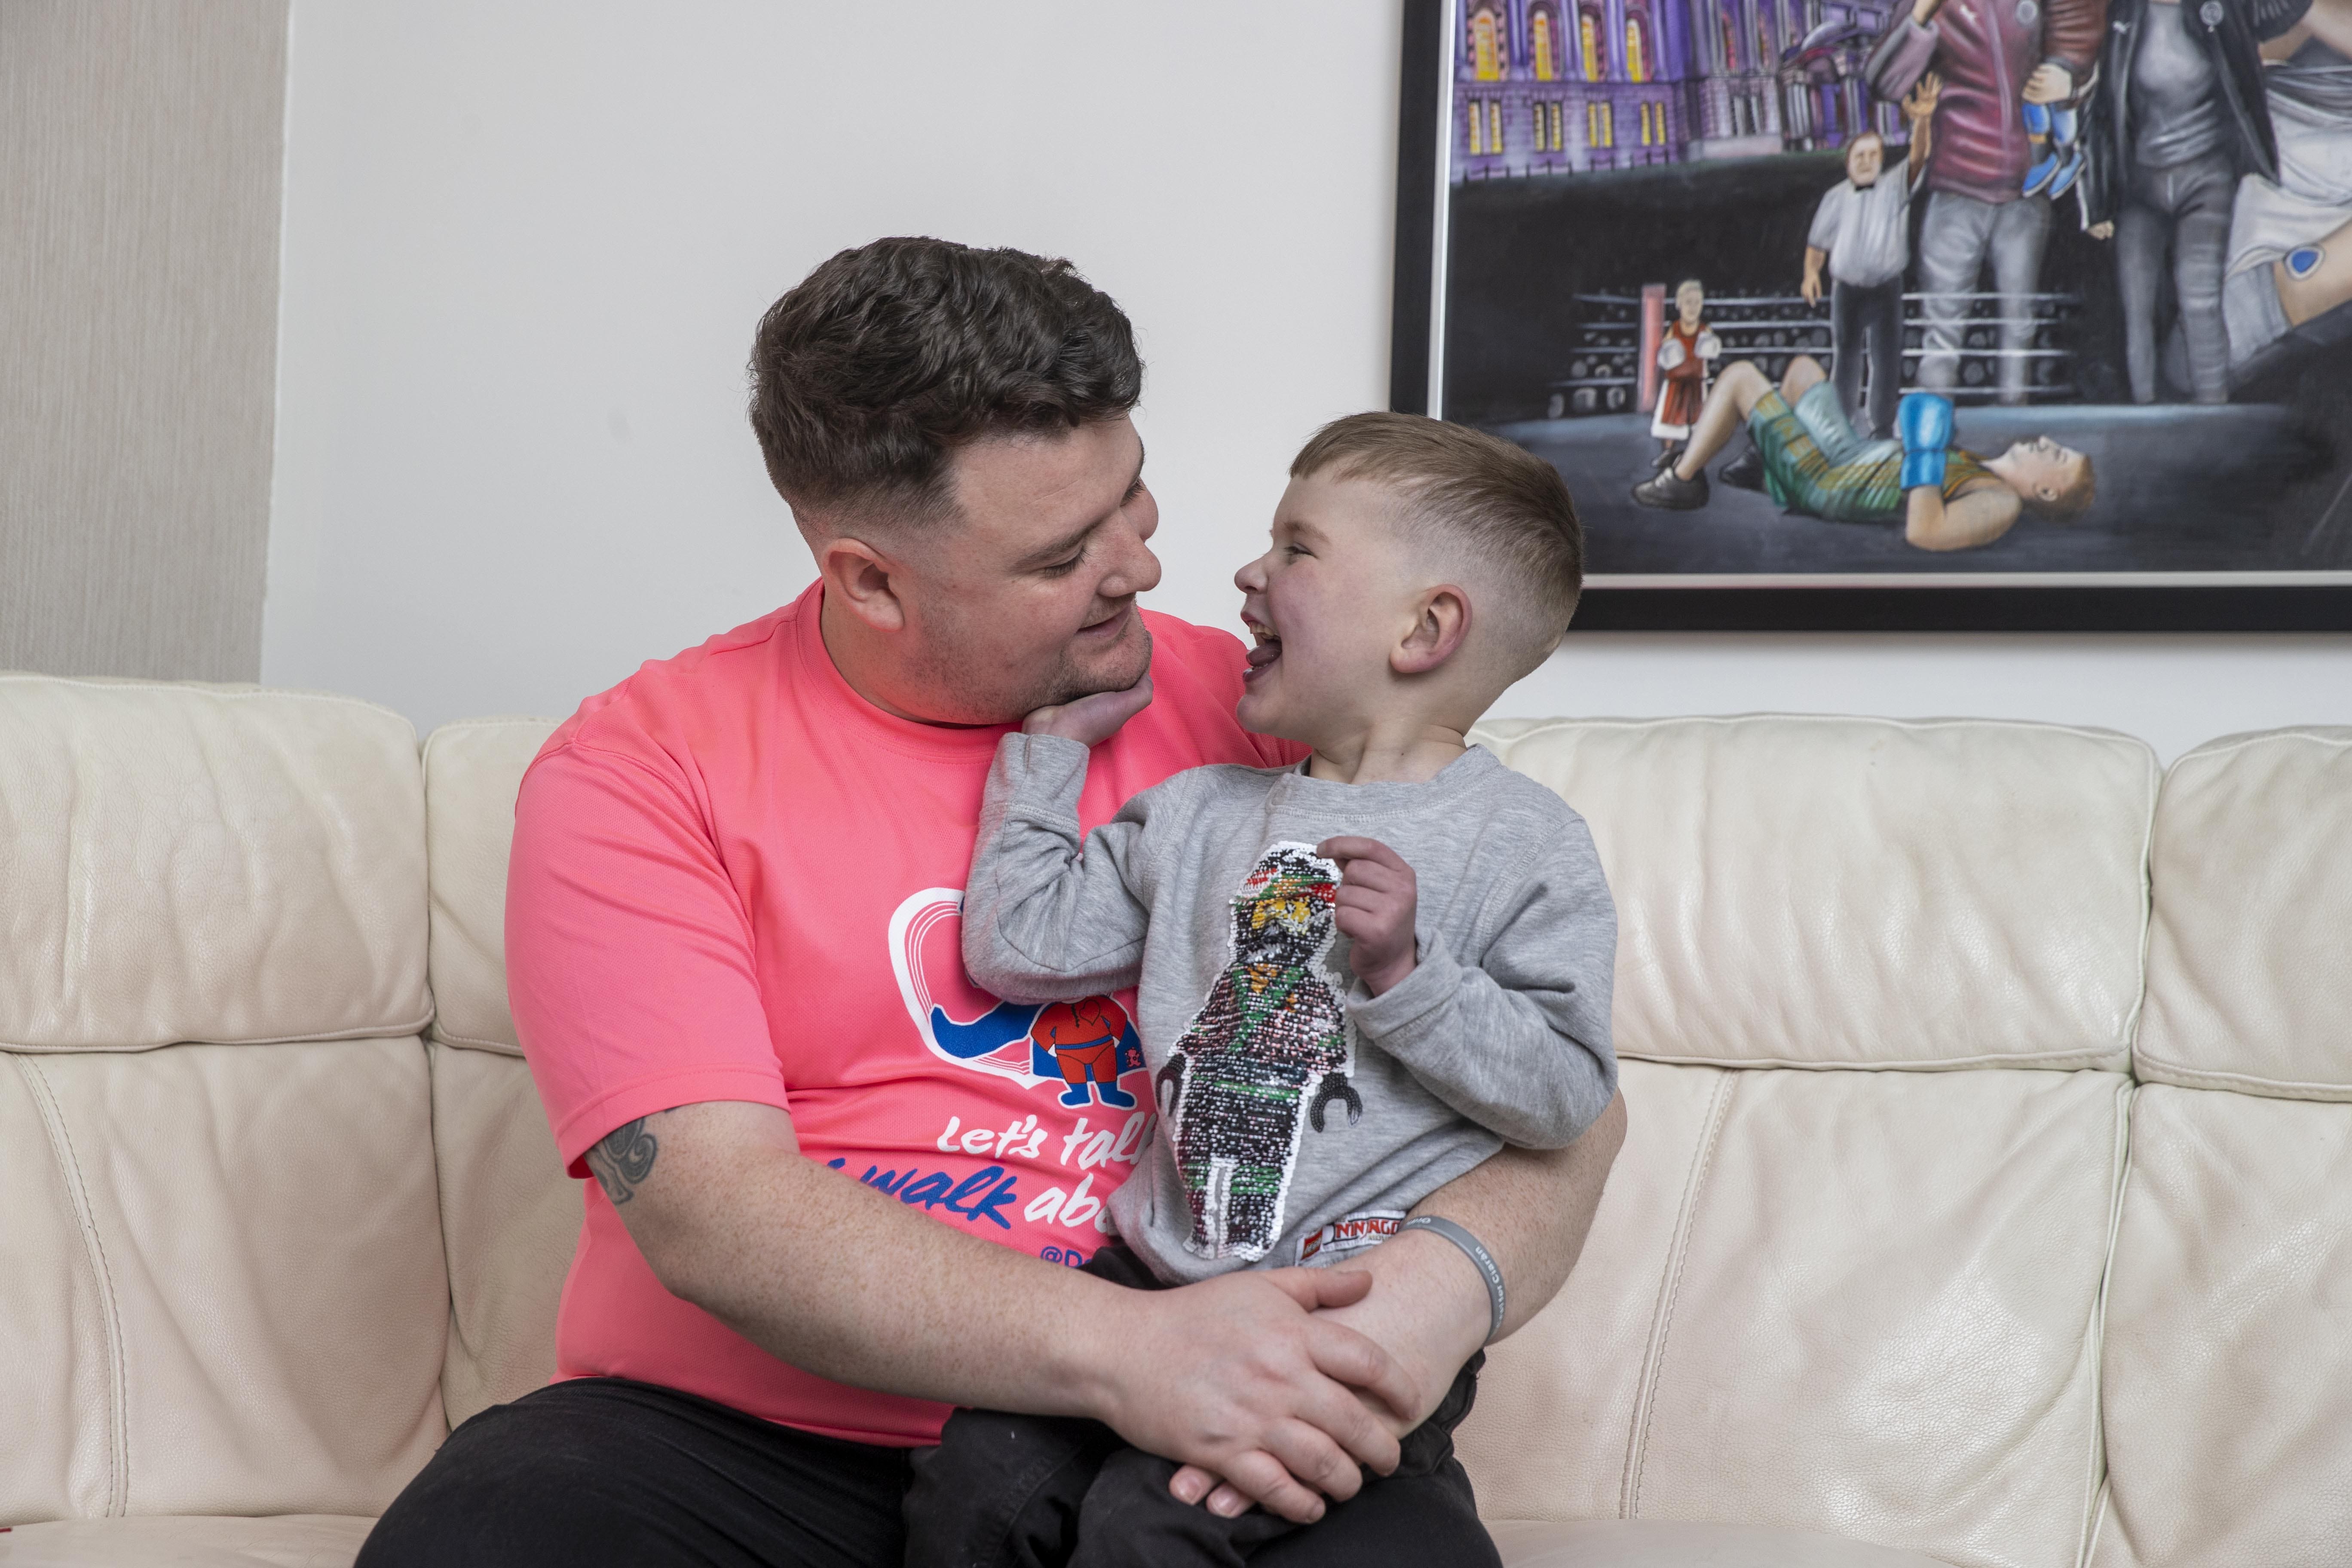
[0,676,447,1525]
[2093,727,2352,1568]
[1472,715,2156,1072]
[1457,716,2152,1568]
[421,717,578,1424]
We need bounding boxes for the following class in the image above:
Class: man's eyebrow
[1013,438,1148,569]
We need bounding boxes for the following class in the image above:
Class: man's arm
[595,1098,1420,1524]
[1172,1096,1629,1514]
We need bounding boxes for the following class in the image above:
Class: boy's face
[1231,473,1424,745]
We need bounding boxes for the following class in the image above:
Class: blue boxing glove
[1898,392,1954,492]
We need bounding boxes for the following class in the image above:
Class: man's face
[2003,435,2087,503]
[882,416,1161,724]
[1847,135,1884,187]
[1675,283,1705,325]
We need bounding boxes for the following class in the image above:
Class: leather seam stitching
[13,1055,131,1515]
[427,1024,520,1053]
[2076,1080,2134,1568]
[2128,1055,2352,1101]
[0,1016,435,1054]
[1622,1068,1736,1517]
[1618,1048,2132,1072]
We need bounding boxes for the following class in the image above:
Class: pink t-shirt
[505,583,1304,1446]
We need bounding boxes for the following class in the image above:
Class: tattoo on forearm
[587,1116,660,1205]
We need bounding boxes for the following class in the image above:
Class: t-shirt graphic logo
[1155,844,1360,1262]
[888,888,1143,1108]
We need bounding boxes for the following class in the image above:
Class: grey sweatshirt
[962,734,1617,1284]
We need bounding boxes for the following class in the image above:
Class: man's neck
[816,586,993,728]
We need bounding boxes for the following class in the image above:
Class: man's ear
[817,535,907,634]
[1392,585,1472,677]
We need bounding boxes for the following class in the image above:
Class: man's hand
[1023,675,1152,746]
[595,1100,1424,1525]
[1318,836,1417,995]
[1903,70,1942,124]
[1801,258,1825,307]
[1104,1265,1417,1522]
[2023,62,2073,104]
[2088,220,2115,240]
[1169,1095,1632,1517]
[1910,0,1948,26]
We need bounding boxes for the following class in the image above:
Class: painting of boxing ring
[1391,0,2352,627]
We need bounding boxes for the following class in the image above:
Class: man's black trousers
[355,1373,1500,1568]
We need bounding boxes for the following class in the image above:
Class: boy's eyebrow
[1013,440,1148,570]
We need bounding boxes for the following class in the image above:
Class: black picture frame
[1390,0,2352,631]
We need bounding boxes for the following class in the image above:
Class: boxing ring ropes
[1544,283,2083,418]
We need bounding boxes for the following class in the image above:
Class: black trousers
[357,1344,1495,1568]
[1830,276,1905,440]
[902,1246,1498,1568]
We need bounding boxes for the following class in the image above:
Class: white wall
[266,0,2350,760]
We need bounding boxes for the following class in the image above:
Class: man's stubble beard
[906,616,1154,725]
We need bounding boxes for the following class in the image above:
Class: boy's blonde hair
[1290,412,1583,680]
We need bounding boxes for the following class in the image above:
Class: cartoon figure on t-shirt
[1031,997,1141,1108]
[890,887,1144,1107]
[1155,843,1360,1262]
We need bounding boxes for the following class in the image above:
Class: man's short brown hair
[1290,412,1583,677]
[749,237,1141,527]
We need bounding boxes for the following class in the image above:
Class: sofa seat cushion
[0,1514,374,1566]
[1489,1517,1954,1565]
[1459,1060,2125,1568]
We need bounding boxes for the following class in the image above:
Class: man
[1868,0,2107,403]
[356,238,1626,1568]
[1632,354,2095,551]
[1801,79,1940,440]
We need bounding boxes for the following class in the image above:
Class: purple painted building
[1452,0,1904,178]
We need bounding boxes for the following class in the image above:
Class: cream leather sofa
[3,674,2346,1568]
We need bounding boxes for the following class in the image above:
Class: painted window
[1488,99,1504,152]
[1579,8,1605,80]
[1719,6,1742,70]
[1549,100,1565,150]
[1532,8,1559,80]
[1587,99,1616,147]
[1472,8,1502,80]
[1625,13,1650,82]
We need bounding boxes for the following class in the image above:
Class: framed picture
[1390,0,2352,629]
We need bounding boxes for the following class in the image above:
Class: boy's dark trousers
[901,1245,1498,1568]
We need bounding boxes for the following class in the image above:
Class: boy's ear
[1393,585,1472,677]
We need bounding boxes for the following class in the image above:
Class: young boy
[902,413,1620,1568]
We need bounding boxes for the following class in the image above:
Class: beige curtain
[0,0,288,681]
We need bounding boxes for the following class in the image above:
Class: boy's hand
[1317,837,1418,996]
[1022,675,1153,747]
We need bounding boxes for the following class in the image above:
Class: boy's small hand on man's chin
[1022,675,1154,746]
[1318,836,1418,995]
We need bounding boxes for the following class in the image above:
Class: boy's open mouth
[1243,622,1281,683]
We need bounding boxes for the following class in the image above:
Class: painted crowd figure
[1651,279,1722,469]
[2078,0,2309,403]
[1868,0,2107,404]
